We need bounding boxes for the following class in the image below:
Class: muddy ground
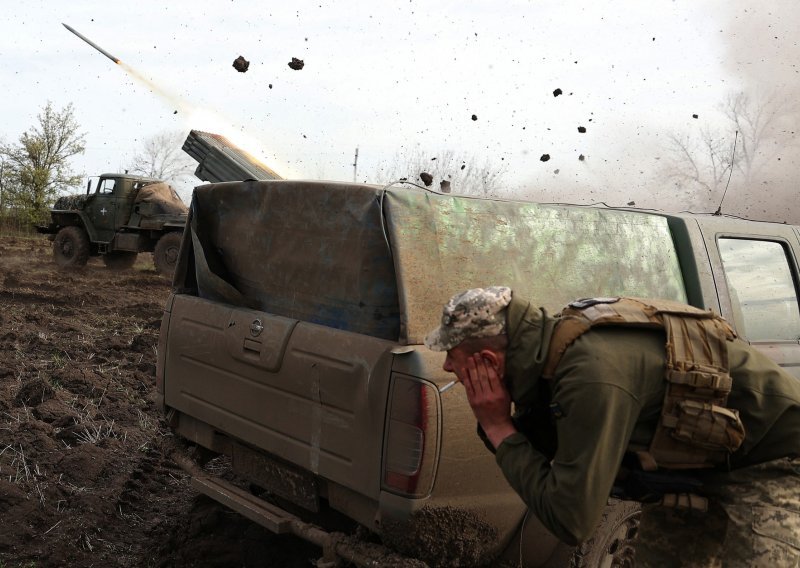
[0,235,322,567]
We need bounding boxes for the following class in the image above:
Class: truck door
[699,221,800,378]
[85,177,118,242]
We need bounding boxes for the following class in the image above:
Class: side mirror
[86,179,93,195]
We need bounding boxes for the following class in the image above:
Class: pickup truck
[156,179,800,567]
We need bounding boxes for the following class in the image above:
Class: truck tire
[53,226,90,269]
[103,251,138,270]
[569,499,641,568]
[153,232,182,277]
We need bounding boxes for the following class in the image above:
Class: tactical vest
[542,297,745,471]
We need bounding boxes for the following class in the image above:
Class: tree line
[0,102,196,232]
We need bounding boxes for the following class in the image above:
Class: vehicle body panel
[163,294,395,501]
[693,215,800,377]
[159,180,800,566]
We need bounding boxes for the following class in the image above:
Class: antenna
[714,130,739,216]
[352,147,359,182]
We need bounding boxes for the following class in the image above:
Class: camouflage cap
[424,286,512,351]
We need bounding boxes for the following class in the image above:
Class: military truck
[157,180,800,566]
[36,173,188,276]
[36,130,282,277]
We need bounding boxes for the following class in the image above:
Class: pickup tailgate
[162,293,395,499]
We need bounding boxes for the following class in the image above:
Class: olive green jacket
[494,296,800,545]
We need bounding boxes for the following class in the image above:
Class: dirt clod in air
[232,56,250,73]
[460,164,466,170]
[471,114,478,121]
[578,126,587,133]
[627,201,636,206]
[692,114,699,119]
[269,83,273,89]
[440,180,451,193]
[419,172,434,186]
[553,88,563,97]
[578,154,586,161]
[288,57,305,70]
[540,154,551,162]
[381,506,499,567]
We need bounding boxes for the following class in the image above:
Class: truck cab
[83,174,160,242]
[37,173,187,275]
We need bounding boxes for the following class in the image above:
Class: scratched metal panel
[383,189,688,344]
[164,294,395,498]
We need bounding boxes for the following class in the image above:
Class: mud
[382,506,500,568]
[0,235,320,567]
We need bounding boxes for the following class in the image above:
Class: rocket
[62,23,120,64]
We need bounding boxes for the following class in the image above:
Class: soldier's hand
[462,353,516,448]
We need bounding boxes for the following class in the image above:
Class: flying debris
[419,172,433,186]
[62,23,120,64]
[232,56,250,73]
[288,57,305,70]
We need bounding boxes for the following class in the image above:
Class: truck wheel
[569,499,641,568]
[153,232,182,277]
[103,251,138,270]
[53,226,90,269]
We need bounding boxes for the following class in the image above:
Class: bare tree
[0,101,86,223]
[372,147,507,196]
[0,153,7,213]
[661,91,797,208]
[721,92,795,185]
[663,128,735,199]
[127,130,196,183]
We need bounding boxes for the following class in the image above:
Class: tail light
[382,374,441,497]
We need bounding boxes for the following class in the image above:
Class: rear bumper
[170,446,424,567]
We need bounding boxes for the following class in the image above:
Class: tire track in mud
[0,235,324,567]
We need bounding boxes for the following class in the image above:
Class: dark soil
[0,236,321,568]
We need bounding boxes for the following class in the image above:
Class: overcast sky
[2,1,798,213]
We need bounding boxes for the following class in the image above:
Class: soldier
[425,286,800,566]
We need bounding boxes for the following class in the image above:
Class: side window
[718,238,800,341]
[98,178,116,194]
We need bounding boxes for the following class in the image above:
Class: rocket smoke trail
[60,21,293,178]
[62,23,120,64]
[62,22,186,111]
